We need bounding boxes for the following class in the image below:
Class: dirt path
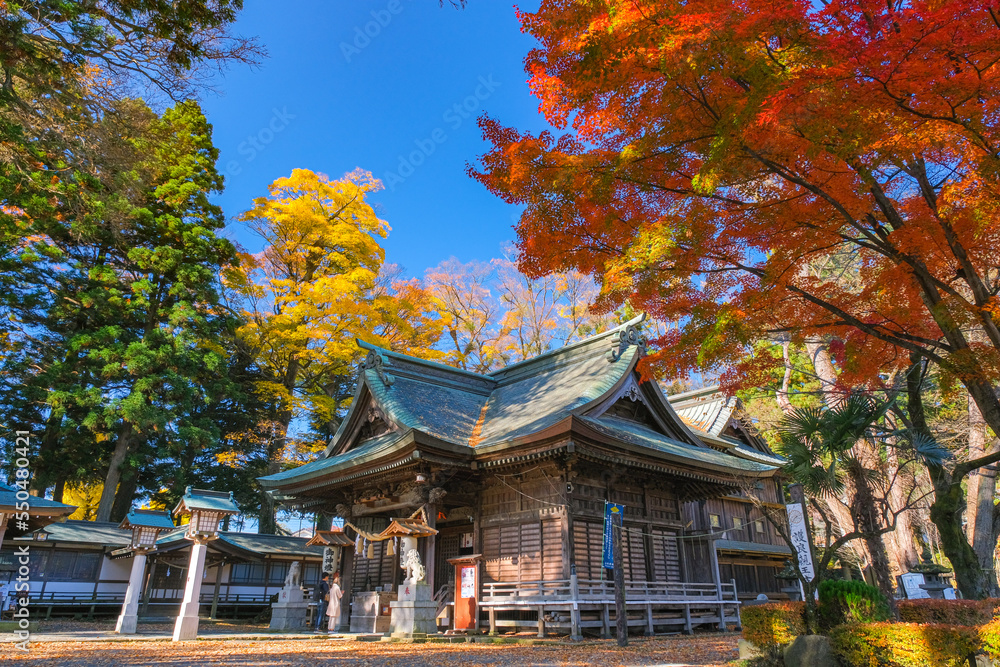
[0,635,741,666]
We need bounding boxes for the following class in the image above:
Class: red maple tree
[472,0,1000,596]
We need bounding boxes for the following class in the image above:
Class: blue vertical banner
[603,502,625,569]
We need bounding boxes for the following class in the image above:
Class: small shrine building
[260,316,784,635]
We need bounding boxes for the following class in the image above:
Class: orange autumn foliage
[472,0,1000,431]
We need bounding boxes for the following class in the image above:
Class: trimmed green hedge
[741,602,806,649]
[817,579,890,630]
[979,617,1000,661]
[828,622,981,667]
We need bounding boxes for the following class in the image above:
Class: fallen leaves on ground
[0,635,740,666]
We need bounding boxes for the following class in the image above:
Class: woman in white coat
[326,572,344,632]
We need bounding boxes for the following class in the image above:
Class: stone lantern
[114,509,175,634]
[171,488,239,641]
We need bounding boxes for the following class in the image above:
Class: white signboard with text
[785,503,815,581]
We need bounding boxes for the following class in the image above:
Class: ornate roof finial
[607,314,649,362]
[362,349,395,386]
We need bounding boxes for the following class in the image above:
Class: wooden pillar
[209,559,225,620]
[340,536,355,631]
[708,538,725,630]
[141,557,158,617]
[424,502,437,593]
[569,568,582,641]
[612,510,627,646]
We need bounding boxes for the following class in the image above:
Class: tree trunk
[805,336,840,406]
[109,465,139,523]
[908,359,994,598]
[95,424,136,523]
[849,463,897,604]
[258,456,281,535]
[966,393,1000,595]
[52,477,65,504]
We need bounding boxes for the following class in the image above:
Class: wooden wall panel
[650,528,681,582]
[542,519,563,580]
[572,520,604,580]
[482,517,565,583]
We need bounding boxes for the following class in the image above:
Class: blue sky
[201,0,547,278]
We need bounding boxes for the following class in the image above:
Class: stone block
[270,600,309,631]
[389,598,439,637]
[783,634,836,667]
[397,583,432,602]
[737,638,762,660]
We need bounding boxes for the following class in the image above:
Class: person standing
[326,572,344,632]
[313,573,330,632]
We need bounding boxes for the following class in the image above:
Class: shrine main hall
[260,316,787,636]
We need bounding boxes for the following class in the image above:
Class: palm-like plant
[775,393,901,603]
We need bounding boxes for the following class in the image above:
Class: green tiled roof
[173,487,240,517]
[122,508,175,531]
[577,415,774,475]
[34,520,132,547]
[219,532,324,558]
[156,528,324,559]
[263,315,778,497]
[261,430,414,489]
[476,347,636,446]
[367,373,486,444]
[0,483,75,513]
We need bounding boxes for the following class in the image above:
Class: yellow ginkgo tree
[227,168,441,532]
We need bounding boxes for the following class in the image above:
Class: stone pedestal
[350,591,396,634]
[270,585,309,631]
[389,582,437,637]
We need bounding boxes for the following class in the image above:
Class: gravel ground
[0,635,741,666]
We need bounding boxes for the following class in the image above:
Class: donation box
[448,555,482,632]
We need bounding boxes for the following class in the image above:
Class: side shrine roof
[667,385,783,464]
[261,316,780,498]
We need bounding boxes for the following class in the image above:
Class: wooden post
[569,567,582,641]
[537,604,545,638]
[708,538,725,630]
[209,560,224,620]
[731,578,742,630]
[424,502,437,593]
[488,606,497,635]
[612,510,627,647]
[141,557,158,618]
[340,539,355,632]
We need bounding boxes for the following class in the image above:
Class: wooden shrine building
[260,316,783,636]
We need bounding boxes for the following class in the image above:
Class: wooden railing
[478,576,741,639]
[23,591,272,620]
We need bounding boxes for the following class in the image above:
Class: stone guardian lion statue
[400,548,425,584]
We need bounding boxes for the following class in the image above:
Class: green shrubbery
[827,622,981,667]
[979,618,1000,661]
[741,595,1000,666]
[740,602,807,649]
[817,579,891,630]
